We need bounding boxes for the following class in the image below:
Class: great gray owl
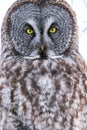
[0,0,87,130]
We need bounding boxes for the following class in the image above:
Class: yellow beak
[40,45,45,51]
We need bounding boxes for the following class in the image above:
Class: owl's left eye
[49,27,57,34]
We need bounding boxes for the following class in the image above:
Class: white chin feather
[24,55,63,60]
[49,55,64,59]
[23,50,64,60]
[24,55,40,60]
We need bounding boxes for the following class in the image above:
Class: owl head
[1,0,78,60]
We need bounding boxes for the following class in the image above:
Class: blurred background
[0,0,87,61]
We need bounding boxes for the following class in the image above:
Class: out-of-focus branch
[82,0,87,33]
[71,0,73,5]
[82,27,87,33]
[83,0,87,7]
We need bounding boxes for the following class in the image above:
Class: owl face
[8,3,73,59]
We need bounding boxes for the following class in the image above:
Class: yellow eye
[26,28,34,34]
[49,27,57,34]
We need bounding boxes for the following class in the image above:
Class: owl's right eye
[24,24,34,35]
[25,28,34,34]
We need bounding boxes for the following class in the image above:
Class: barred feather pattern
[0,50,87,130]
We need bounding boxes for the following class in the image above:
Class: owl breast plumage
[0,0,87,130]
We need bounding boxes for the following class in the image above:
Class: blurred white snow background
[0,0,87,61]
